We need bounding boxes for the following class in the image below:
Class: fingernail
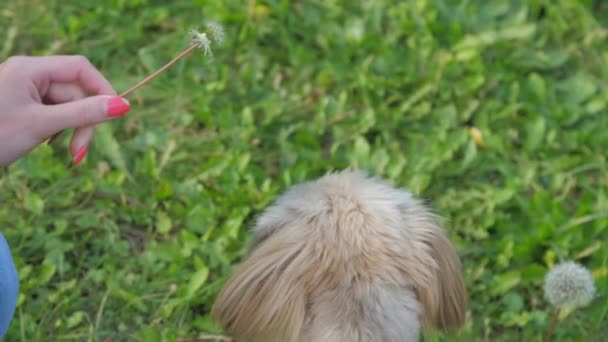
[107,96,130,117]
[73,146,88,167]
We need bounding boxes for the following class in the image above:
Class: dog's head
[211,170,467,341]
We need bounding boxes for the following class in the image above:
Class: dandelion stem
[119,42,200,97]
[544,308,560,342]
[47,42,201,145]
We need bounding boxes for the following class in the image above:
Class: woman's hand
[0,55,130,166]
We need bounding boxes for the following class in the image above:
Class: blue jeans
[0,232,18,338]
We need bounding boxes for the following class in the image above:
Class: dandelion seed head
[190,30,213,56]
[189,21,224,57]
[543,261,595,309]
[206,21,225,45]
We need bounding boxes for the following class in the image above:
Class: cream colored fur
[211,170,467,342]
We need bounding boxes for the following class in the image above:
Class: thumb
[36,95,130,138]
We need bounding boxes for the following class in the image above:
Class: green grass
[1,0,607,340]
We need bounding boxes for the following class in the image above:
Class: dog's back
[211,171,467,342]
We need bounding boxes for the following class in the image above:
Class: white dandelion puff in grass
[543,261,595,309]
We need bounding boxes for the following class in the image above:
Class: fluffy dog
[211,170,467,342]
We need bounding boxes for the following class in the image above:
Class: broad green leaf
[186,265,209,299]
[95,124,132,180]
[38,262,56,284]
[156,210,172,235]
[23,193,44,215]
[66,311,85,329]
[491,270,521,296]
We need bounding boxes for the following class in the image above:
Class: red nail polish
[73,146,88,166]
[107,97,130,117]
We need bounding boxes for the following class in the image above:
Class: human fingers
[9,55,117,97]
[31,95,130,139]
[43,82,87,104]
[70,125,96,166]
[42,83,98,165]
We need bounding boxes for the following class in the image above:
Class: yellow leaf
[248,0,271,20]
[469,127,484,147]
[544,250,555,268]
[592,267,608,278]
[255,5,271,18]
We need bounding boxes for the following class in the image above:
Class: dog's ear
[211,231,311,342]
[408,213,468,331]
